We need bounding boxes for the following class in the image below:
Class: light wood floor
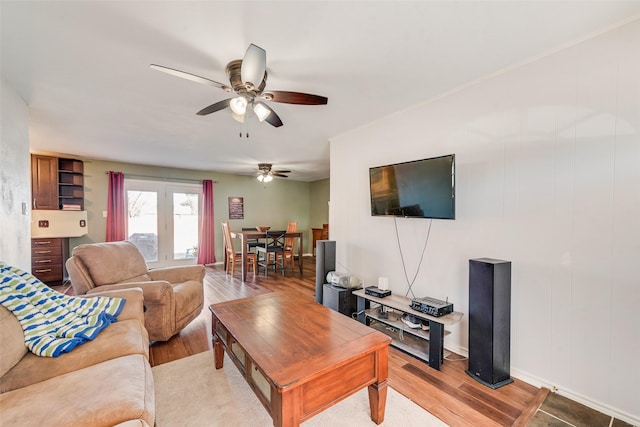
[149,257,546,426]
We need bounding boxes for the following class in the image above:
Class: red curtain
[106,171,126,242]
[197,179,216,265]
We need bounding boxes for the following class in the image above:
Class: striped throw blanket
[0,263,125,357]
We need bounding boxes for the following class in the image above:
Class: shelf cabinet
[30,155,84,210]
[57,158,84,210]
[30,156,84,285]
[31,238,68,286]
[353,289,463,370]
[31,155,59,210]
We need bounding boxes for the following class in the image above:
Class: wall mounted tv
[369,154,455,219]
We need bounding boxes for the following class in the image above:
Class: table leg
[356,295,370,324]
[211,315,224,368]
[272,387,301,427]
[367,380,388,424]
[297,235,303,274]
[367,346,389,424]
[241,234,247,282]
[213,335,224,369]
[428,321,444,370]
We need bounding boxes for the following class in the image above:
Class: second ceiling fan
[256,163,290,182]
[151,44,328,128]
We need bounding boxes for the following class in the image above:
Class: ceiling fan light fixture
[253,101,271,122]
[229,96,248,115]
[257,172,273,183]
[241,44,266,89]
[231,111,245,123]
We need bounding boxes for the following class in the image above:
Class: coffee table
[209,293,391,427]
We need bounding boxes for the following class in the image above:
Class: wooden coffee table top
[209,292,391,389]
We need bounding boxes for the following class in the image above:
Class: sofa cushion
[120,273,152,283]
[0,306,27,377]
[0,354,155,427]
[72,241,149,285]
[0,318,149,393]
[114,421,150,427]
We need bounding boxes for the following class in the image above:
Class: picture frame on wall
[228,196,244,219]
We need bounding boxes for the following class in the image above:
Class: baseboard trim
[442,346,639,426]
[510,368,639,426]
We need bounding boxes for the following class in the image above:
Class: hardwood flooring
[149,257,544,426]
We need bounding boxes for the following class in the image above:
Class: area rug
[152,350,447,427]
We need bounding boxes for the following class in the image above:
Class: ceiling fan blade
[196,98,232,116]
[261,104,283,127]
[274,170,291,174]
[265,91,328,105]
[150,64,230,90]
[241,44,266,89]
[272,173,289,178]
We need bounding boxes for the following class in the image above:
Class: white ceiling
[2,1,639,182]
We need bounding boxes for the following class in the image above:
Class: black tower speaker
[315,240,336,304]
[466,258,513,389]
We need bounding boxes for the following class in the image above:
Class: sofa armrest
[86,281,173,305]
[66,255,95,295]
[82,287,145,323]
[148,265,205,284]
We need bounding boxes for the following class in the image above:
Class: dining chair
[278,221,298,270]
[222,222,256,277]
[256,230,286,277]
[241,227,261,252]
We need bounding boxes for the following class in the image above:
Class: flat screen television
[369,154,455,219]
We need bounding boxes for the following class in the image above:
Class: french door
[124,179,201,267]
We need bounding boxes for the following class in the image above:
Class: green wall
[309,178,330,231]
[71,158,317,260]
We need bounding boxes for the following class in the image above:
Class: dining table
[230,229,303,282]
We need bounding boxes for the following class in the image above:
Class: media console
[353,289,463,370]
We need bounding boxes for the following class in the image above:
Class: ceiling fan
[256,163,290,182]
[150,44,328,128]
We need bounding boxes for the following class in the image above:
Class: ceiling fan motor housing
[258,163,272,173]
[226,60,268,94]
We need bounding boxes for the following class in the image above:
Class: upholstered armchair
[66,241,205,342]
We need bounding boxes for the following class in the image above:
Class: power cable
[393,217,432,299]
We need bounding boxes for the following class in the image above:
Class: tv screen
[369,154,455,219]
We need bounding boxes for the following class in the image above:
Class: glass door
[125,179,201,267]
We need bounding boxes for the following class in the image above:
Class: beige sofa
[66,241,205,342]
[0,288,155,427]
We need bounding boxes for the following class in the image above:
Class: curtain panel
[106,171,126,242]
[197,179,216,265]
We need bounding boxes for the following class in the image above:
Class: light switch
[80,220,86,227]
[38,220,49,228]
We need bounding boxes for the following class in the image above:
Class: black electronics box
[322,284,359,317]
[364,286,391,298]
[410,296,453,317]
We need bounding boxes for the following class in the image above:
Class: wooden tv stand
[353,289,463,370]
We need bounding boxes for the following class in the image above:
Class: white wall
[0,79,31,270]
[330,20,639,423]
